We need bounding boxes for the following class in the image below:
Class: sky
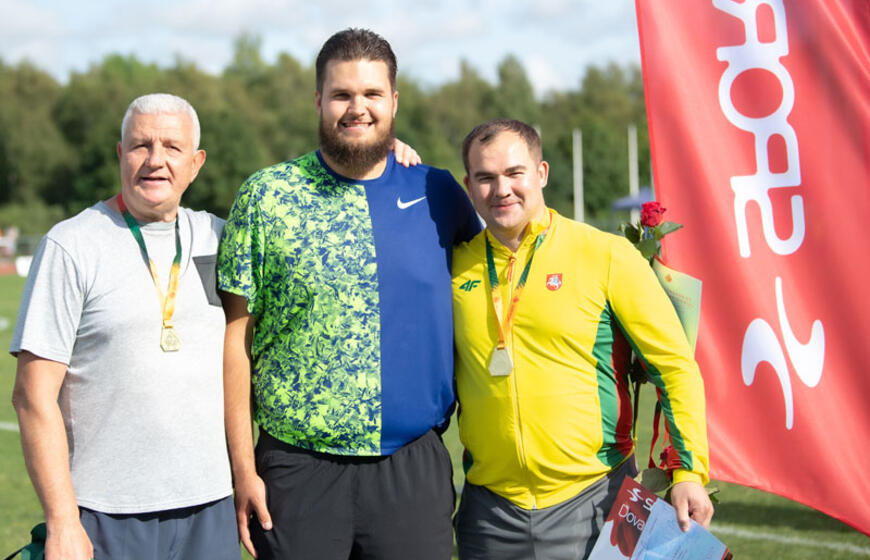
[0,0,642,97]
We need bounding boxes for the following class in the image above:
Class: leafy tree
[539,62,649,221]
[0,37,651,234]
[162,57,270,217]
[191,95,270,217]
[0,61,72,206]
[493,55,540,125]
[427,60,498,177]
[0,200,65,235]
[224,33,268,81]
[49,55,165,213]
[244,52,318,162]
[393,77,441,166]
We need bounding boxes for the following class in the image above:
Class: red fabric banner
[635,0,870,535]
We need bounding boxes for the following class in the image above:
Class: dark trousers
[455,457,638,560]
[251,429,455,560]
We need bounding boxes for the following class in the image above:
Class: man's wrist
[45,507,83,528]
[672,469,705,485]
[230,455,259,481]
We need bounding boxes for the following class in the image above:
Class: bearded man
[217,28,481,560]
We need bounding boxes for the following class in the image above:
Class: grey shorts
[454,458,638,560]
[80,496,239,560]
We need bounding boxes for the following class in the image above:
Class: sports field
[0,274,867,559]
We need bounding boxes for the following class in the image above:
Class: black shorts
[251,429,455,560]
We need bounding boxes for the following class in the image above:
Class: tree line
[0,34,650,234]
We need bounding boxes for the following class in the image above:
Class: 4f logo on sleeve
[459,280,481,292]
[546,273,562,291]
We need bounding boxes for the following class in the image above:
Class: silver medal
[488,347,513,376]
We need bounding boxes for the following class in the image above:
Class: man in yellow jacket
[452,119,714,559]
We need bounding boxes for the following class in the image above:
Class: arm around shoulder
[392,138,422,167]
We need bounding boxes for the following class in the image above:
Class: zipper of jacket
[505,251,538,509]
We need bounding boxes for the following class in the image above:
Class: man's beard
[319,117,395,177]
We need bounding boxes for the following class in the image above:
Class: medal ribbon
[117,194,182,330]
[485,228,548,351]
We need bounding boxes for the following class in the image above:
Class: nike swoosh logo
[397,196,426,210]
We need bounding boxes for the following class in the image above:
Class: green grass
[1,273,868,559]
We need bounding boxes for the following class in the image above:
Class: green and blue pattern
[218,152,383,454]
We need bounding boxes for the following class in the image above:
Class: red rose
[640,201,666,227]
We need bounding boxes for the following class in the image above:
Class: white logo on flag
[715,0,825,429]
[740,278,825,430]
[714,0,804,259]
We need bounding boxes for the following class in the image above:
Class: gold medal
[483,224,549,380]
[489,347,513,376]
[160,325,181,352]
[117,194,185,354]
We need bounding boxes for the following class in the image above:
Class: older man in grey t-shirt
[10,94,239,560]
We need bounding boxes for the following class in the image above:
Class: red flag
[636,0,870,535]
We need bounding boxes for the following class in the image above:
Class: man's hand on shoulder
[393,139,422,167]
[45,518,93,560]
[670,480,714,532]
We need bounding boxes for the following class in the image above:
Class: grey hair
[120,93,201,149]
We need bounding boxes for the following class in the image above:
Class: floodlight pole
[573,128,584,223]
[628,124,639,222]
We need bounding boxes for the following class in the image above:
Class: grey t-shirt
[11,202,231,513]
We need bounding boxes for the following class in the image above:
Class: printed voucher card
[588,476,730,560]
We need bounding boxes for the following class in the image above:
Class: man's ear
[190,149,207,182]
[315,90,322,112]
[463,175,471,191]
[538,160,550,189]
[117,142,122,159]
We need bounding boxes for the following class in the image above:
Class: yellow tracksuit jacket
[452,209,709,510]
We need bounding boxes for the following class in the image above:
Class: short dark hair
[461,119,543,173]
[315,28,397,92]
